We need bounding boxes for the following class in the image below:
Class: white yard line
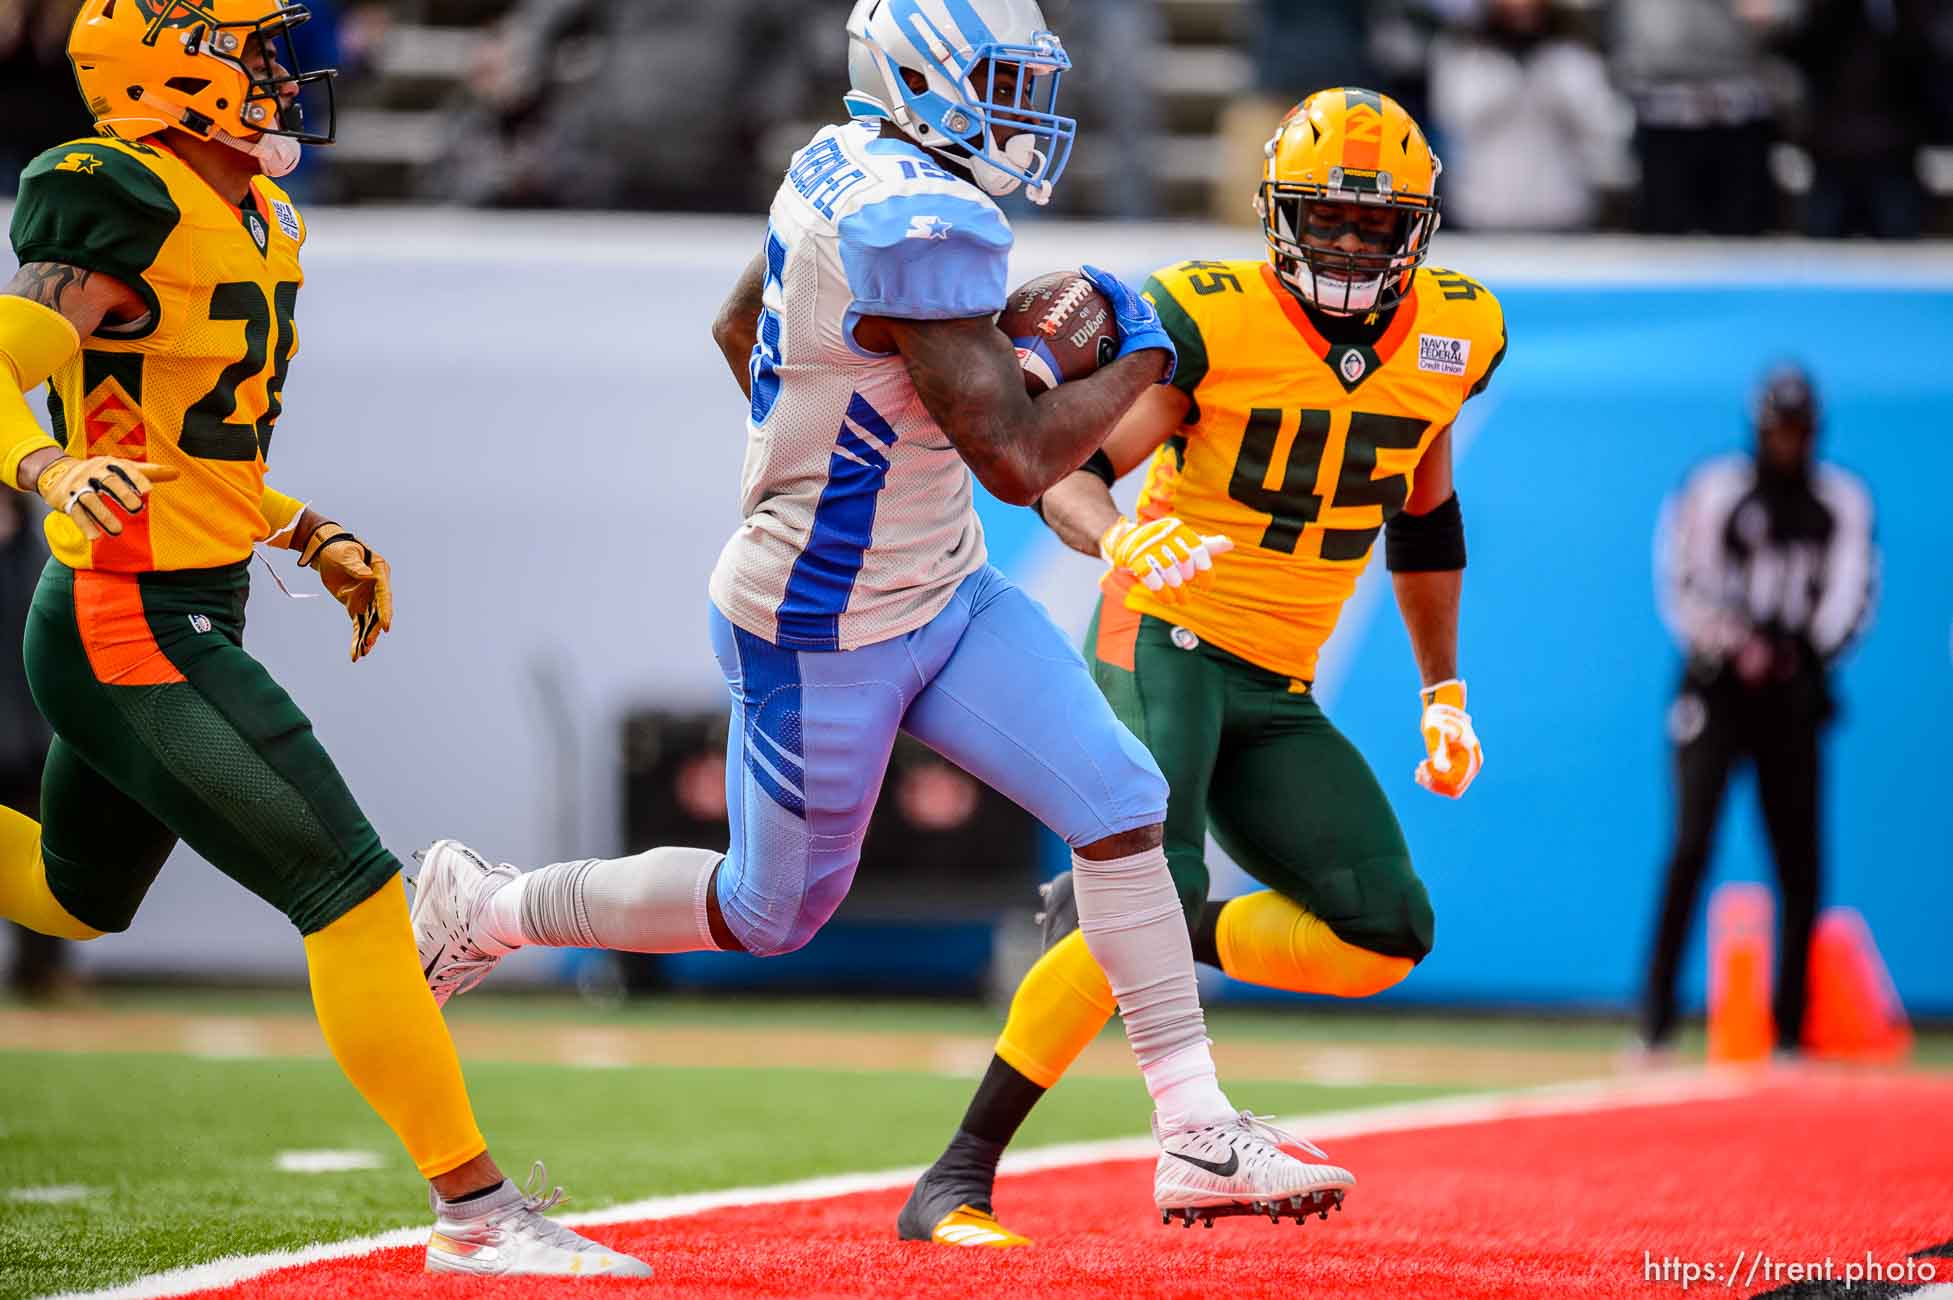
[49,1069,1750,1300]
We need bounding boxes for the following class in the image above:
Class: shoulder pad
[1417,266,1505,398]
[11,139,178,324]
[837,190,1013,320]
[255,180,307,247]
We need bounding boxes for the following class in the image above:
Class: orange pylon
[1707,883,1776,1064]
[1802,908,1912,1063]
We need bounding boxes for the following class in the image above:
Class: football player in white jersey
[411,0,1349,1244]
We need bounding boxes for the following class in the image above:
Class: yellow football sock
[304,879,487,1178]
[1215,890,1413,998]
[0,804,103,940]
[994,929,1116,1089]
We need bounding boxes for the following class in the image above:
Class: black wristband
[1078,448,1116,488]
[1033,450,1118,519]
[1385,492,1466,572]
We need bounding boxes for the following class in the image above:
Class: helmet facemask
[845,1,1076,204]
[1258,169,1441,315]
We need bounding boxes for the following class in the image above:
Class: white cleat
[426,1162,651,1278]
[1153,1111,1355,1228]
[410,839,517,1008]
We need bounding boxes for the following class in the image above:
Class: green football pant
[1086,593,1433,961]
[22,560,398,935]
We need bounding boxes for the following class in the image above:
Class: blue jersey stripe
[775,392,900,651]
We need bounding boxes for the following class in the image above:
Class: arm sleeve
[1139,272,1208,421]
[260,487,307,545]
[1808,469,1877,660]
[9,145,179,330]
[836,192,1013,320]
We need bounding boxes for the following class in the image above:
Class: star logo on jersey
[906,215,953,241]
[54,152,102,175]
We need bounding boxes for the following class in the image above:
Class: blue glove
[1080,264,1177,386]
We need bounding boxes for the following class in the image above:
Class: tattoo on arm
[890,314,1163,507]
[7,263,95,312]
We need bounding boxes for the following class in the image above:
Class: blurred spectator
[0,492,63,1000]
[1427,0,1632,230]
[0,0,90,194]
[1643,365,1876,1057]
[422,0,849,212]
[1039,0,1162,218]
[1612,0,1792,235]
[1784,0,1943,238]
[1255,0,1385,103]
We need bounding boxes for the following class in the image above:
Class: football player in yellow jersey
[900,88,1503,1245]
[0,0,646,1277]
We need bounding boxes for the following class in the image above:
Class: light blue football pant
[710,564,1168,957]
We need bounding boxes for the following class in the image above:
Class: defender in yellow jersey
[902,88,1500,1244]
[0,0,646,1277]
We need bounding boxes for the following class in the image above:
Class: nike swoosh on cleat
[423,945,446,978]
[1168,1149,1240,1178]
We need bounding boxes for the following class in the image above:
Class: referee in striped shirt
[1642,364,1877,1057]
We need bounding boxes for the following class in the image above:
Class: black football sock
[957,1054,1048,1147]
[1192,899,1227,970]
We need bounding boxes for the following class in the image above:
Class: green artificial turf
[0,1049,1454,1300]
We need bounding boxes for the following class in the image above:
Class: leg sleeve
[1206,685,1432,962]
[901,571,1167,849]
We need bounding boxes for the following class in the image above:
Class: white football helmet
[844,0,1075,204]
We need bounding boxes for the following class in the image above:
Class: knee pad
[1327,857,1435,964]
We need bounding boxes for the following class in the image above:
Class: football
[997,270,1119,395]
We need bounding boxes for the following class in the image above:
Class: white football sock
[500,846,723,953]
[477,874,528,954]
[1068,846,1235,1130]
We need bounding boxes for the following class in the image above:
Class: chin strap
[215,129,301,178]
[969,135,1050,205]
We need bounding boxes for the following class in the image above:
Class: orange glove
[36,455,179,540]
[1099,516,1233,604]
[299,522,393,662]
[1415,679,1482,799]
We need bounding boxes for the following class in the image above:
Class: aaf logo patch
[244,211,269,255]
[54,152,102,175]
[1338,348,1367,384]
[1418,334,1471,377]
[187,614,213,635]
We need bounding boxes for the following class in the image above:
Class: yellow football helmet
[68,0,335,174]
[1256,87,1442,314]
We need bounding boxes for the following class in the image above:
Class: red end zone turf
[175,1073,1953,1300]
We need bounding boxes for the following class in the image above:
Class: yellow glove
[1415,679,1483,799]
[299,522,393,663]
[35,455,180,540]
[1099,516,1233,604]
